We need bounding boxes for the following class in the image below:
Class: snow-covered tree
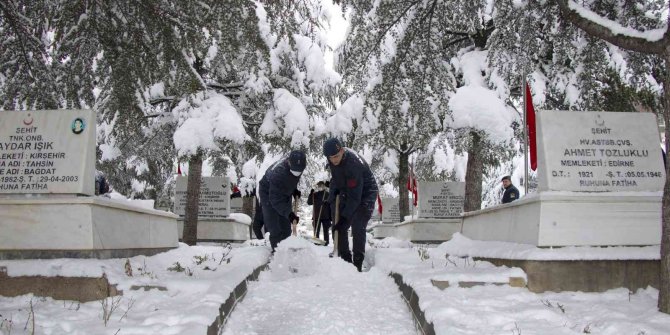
[334,0,524,214]
[1,0,341,244]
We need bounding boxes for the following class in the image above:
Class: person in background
[95,170,110,196]
[230,185,242,199]
[501,175,520,204]
[323,138,378,272]
[258,150,307,251]
[308,181,332,245]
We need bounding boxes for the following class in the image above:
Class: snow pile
[172,91,247,156]
[434,233,660,261]
[269,236,320,281]
[105,191,156,210]
[229,213,252,225]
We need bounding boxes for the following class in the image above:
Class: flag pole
[522,74,529,195]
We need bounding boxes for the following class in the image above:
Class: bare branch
[556,0,669,55]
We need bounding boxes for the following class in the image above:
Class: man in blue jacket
[324,138,378,272]
[258,150,307,251]
[501,175,520,204]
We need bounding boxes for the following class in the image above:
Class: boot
[353,254,364,272]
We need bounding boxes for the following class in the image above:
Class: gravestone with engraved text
[417,181,465,219]
[174,176,230,219]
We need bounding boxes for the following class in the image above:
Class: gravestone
[174,176,230,219]
[0,110,178,259]
[0,110,95,195]
[174,176,249,241]
[230,197,243,213]
[417,181,465,219]
[381,198,399,223]
[371,202,381,221]
[463,110,665,247]
[537,111,664,192]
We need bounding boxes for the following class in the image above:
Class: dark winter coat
[308,189,331,221]
[327,148,378,220]
[502,184,520,204]
[258,157,300,219]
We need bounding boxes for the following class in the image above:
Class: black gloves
[289,212,299,223]
[309,189,315,195]
[293,189,301,198]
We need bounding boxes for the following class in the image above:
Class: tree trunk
[464,131,483,212]
[397,150,410,221]
[182,152,203,246]
[659,54,670,314]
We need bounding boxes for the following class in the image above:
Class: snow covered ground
[372,237,670,335]
[1,233,669,335]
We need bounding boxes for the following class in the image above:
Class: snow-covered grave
[374,182,465,243]
[0,242,270,334]
[463,111,664,247]
[453,113,663,293]
[174,176,251,242]
[371,236,670,335]
[2,235,669,335]
[0,110,178,260]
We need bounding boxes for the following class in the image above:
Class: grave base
[371,223,396,239]
[178,218,250,242]
[0,197,179,260]
[462,192,661,246]
[474,257,659,293]
[373,218,462,243]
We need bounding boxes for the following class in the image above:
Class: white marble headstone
[381,197,414,223]
[0,110,95,195]
[174,176,230,219]
[537,111,665,192]
[230,197,243,213]
[381,198,400,223]
[417,181,465,218]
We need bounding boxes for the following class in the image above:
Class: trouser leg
[321,220,331,245]
[262,203,289,251]
[336,219,352,263]
[253,199,265,239]
[350,202,374,271]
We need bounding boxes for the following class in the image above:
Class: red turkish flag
[376,193,383,215]
[525,83,537,171]
[407,165,418,207]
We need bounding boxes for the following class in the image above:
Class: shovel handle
[333,194,340,257]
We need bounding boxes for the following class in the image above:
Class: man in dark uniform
[307,181,332,245]
[501,175,520,204]
[252,196,265,239]
[323,138,378,272]
[258,150,307,251]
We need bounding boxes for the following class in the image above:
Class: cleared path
[222,239,418,335]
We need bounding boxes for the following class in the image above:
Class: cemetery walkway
[220,242,419,335]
